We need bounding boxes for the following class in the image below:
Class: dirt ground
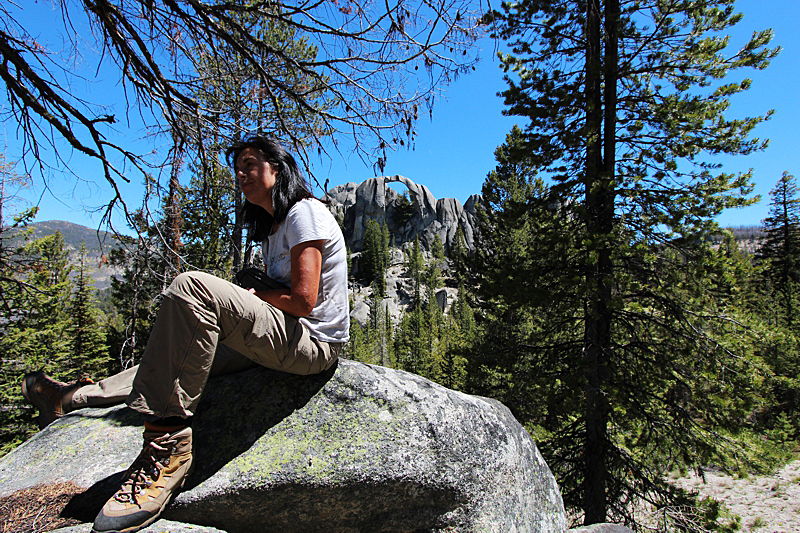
[670,459,800,533]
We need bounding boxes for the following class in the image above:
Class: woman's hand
[251,240,324,317]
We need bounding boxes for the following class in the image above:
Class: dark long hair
[226,136,314,242]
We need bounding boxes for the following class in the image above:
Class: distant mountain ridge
[4,220,120,254]
[4,215,764,292]
[4,220,122,290]
[710,225,765,255]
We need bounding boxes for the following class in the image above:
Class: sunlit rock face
[326,176,480,254]
[1,360,566,533]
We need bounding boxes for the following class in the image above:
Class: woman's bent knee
[170,271,209,290]
[167,271,220,300]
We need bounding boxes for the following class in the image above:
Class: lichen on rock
[1,359,566,533]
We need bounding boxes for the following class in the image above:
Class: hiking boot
[21,371,94,429]
[93,426,194,533]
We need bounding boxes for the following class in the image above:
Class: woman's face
[235,147,278,214]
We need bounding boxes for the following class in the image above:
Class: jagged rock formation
[0,360,567,533]
[330,178,475,327]
[349,252,457,327]
[326,176,480,253]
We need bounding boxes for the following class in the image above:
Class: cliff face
[326,176,480,253]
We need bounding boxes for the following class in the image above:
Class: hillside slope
[3,220,122,290]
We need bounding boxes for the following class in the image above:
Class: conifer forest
[1,0,798,531]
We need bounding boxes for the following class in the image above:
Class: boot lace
[114,433,178,506]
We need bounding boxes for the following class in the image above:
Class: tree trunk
[166,144,184,278]
[233,184,244,272]
[582,0,618,524]
[781,191,793,328]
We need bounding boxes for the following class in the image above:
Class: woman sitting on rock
[21,136,350,533]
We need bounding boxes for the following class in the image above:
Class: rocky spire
[326,176,480,253]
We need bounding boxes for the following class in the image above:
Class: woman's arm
[251,239,324,316]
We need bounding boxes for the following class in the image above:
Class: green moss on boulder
[0,360,566,533]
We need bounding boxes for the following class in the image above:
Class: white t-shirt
[262,198,350,343]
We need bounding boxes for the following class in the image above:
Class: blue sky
[6,0,799,230]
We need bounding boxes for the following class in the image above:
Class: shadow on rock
[187,361,337,488]
[59,361,336,522]
[60,471,127,521]
[76,405,147,426]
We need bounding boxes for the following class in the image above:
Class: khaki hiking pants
[71,271,341,418]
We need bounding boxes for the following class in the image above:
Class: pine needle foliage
[475,0,781,527]
[0,232,73,454]
[753,173,800,440]
[756,172,800,329]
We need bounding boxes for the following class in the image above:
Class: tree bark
[166,142,184,278]
[582,0,617,524]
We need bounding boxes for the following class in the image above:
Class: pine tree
[423,237,446,380]
[753,173,800,439]
[394,236,453,382]
[471,126,583,433]
[361,219,388,296]
[0,153,37,316]
[383,304,394,368]
[181,157,236,277]
[439,284,472,391]
[480,1,779,521]
[394,310,423,375]
[381,222,390,269]
[343,321,376,364]
[756,172,800,329]
[407,237,425,303]
[68,242,110,380]
[396,238,426,374]
[21,232,74,371]
[368,291,392,368]
[0,232,73,453]
[393,193,416,228]
[449,225,469,286]
[0,157,40,455]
